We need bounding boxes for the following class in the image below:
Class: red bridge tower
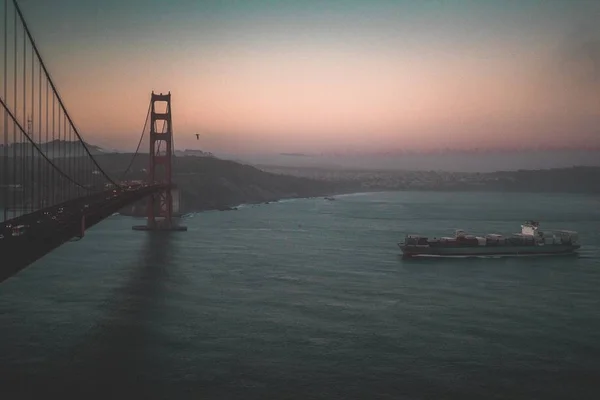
[133,91,187,232]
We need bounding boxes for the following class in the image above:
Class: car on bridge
[11,224,28,237]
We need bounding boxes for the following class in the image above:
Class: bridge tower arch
[133,91,186,232]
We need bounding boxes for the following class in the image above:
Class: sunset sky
[18,0,600,154]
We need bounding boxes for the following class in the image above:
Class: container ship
[398,221,580,257]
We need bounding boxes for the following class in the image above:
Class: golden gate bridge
[0,0,186,283]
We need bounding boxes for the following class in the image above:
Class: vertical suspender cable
[3,0,8,221]
[12,4,16,218]
[30,38,34,211]
[22,18,25,214]
[12,0,119,189]
[38,56,41,208]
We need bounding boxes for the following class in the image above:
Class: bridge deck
[0,184,167,283]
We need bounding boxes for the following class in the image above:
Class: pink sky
[22,0,600,154]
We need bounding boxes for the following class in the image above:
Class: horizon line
[4,141,600,155]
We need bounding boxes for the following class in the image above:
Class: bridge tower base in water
[133,91,187,232]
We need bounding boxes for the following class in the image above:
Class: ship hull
[399,244,580,258]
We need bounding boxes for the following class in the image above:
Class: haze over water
[1,191,600,398]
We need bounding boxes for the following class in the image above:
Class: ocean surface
[1,191,600,399]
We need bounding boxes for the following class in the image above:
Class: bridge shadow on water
[50,232,176,398]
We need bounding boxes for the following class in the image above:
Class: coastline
[118,187,600,217]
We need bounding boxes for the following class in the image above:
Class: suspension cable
[12,0,120,188]
[119,99,151,181]
[0,96,90,191]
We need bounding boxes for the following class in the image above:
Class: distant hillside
[233,150,600,172]
[94,153,352,213]
[488,167,600,193]
[174,149,215,157]
[96,153,600,215]
[258,165,600,194]
[0,140,107,157]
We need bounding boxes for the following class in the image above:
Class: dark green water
[1,191,600,399]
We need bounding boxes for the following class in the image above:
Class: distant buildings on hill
[174,149,214,158]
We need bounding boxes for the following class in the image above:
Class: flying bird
[195,134,200,140]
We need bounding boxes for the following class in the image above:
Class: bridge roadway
[0,184,168,283]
